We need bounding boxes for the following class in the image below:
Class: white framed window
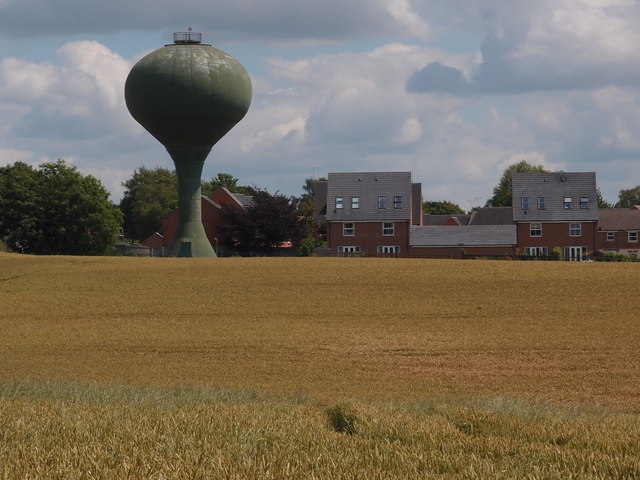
[565,246,587,262]
[580,196,589,209]
[537,196,546,210]
[378,196,387,209]
[382,222,394,236]
[569,223,582,237]
[351,196,359,209]
[377,246,400,254]
[564,197,572,209]
[530,223,542,237]
[629,232,638,243]
[336,197,343,209]
[394,196,402,209]
[607,232,615,241]
[343,222,355,236]
[525,246,548,256]
[338,246,360,255]
[521,196,529,210]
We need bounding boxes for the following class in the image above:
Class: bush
[326,403,358,435]
[598,252,640,262]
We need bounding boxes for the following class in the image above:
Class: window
[569,223,582,237]
[537,196,546,210]
[629,232,638,243]
[336,197,343,209]
[351,196,360,209]
[521,196,529,210]
[338,246,360,255]
[530,223,542,237]
[607,232,615,241]
[564,197,572,209]
[378,196,387,209]
[377,246,400,254]
[383,222,394,236]
[394,196,402,209]
[343,222,355,236]
[580,196,589,209]
[565,246,587,262]
[525,246,548,256]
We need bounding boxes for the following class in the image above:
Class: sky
[1,0,640,210]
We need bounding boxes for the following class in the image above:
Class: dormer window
[580,196,589,209]
[336,197,343,209]
[521,196,529,210]
[537,196,546,210]
[351,196,360,209]
[378,196,387,209]
[564,197,572,209]
[394,196,402,209]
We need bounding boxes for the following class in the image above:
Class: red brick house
[142,188,252,256]
[512,172,598,261]
[596,206,640,257]
[321,172,422,256]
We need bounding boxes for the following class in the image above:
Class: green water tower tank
[125,29,252,257]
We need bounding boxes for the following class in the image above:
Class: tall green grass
[1,381,638,479]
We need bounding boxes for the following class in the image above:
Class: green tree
[0,162,42,252]
[486,160,550,207]
[218,189,304,252]
[0,160,122,255]
[294,177,328,255]
[119,167,178,241]
[597,188,614,209]
[422,200,465,215]
[617,185,640,208]
[205,172,252,195]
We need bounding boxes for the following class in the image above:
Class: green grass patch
[1,381,638,479]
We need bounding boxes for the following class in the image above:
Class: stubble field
[1,253,638,478]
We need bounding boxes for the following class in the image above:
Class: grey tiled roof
[468,207,512,225]
[231,193,254,208]
[597,208,640,231]
[326,172,412,221]
[410,225,517,246]
[512,172,598,222]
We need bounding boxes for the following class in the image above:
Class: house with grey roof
[316,172,516,258]
[512,172,598,261]
[596,206,640,257]
[321,172,422,255]
[316,169,630,261]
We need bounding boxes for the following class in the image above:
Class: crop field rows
[1,253,639,478]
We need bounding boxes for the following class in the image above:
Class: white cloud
[1,1,639,208]
[409,0,640,94]
[0,41,133,142]
[0,0,433,43]
[0,148,32,166]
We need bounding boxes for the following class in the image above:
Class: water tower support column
[166,147,215,257]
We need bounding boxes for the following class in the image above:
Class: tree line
[0,161,311,255]
[1,159,639,255]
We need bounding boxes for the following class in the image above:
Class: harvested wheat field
[1,253,639,478]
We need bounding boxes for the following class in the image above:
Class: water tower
[124,29,252,257]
